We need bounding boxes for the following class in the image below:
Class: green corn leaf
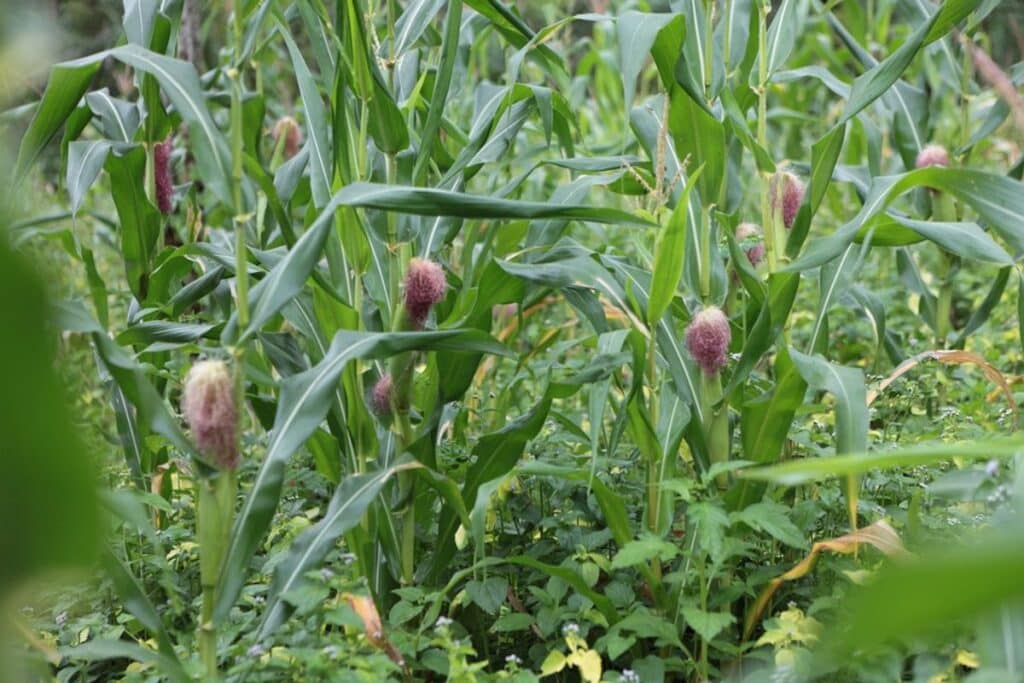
[257,459,422,637]
[788,167,1024,272]
[215,329,510,622]
[647,168,701,324]
[739,437,1024,485]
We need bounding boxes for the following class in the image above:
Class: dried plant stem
[958,31,1024,140]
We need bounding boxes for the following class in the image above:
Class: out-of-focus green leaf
[0,239,101,593]
[739,437,1024,485]
[819,531,1024,661]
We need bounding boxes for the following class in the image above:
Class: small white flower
[247,644,265,657]
[621,669,640,683]
[985,459,999,477]
[435,616,454,630]
[322,645,338,659]
[55,611,68,627]
[505,654,522,665]
[562,622,580,635]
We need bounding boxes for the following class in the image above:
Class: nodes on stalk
[685,306,732,376]
[181,360,239,470]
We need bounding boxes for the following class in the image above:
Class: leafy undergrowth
[2,1,1024,682]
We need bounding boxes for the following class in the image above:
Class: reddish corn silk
[735,222,765,267]
[769,171,804,229]
[272,116,303,160]
[403,258,447,328]
[154,139,173,215]
[370,374,393,416]
[181,360,239,470]
[915,144,950,169]
[685,306,732,376]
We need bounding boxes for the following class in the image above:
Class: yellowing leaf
[744,520,909,639]
[343,593,405,669]
[955,649,979,668]
[867,349,1018,421]
[574,648,603,683]
[541,649,567,676]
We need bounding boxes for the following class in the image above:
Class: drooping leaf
[257,459,422,637]
[739,437,1024,485]
[216,329,510,621]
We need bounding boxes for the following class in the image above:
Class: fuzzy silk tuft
[403,258,447,328]
[685,306,732,376]
[182,360,239,470]
[770,171,804,229]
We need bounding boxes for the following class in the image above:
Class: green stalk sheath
[703,0,714,95]
[199,12,247,677]
[723,0,734,74]
[935,262,953,347]
[933,192,958,347]
[700,372,729,487]
[845,473,858,534]
[756,2,775,272]
[699,206,712,301]
[230,74,249,330]
[198,473,236,679]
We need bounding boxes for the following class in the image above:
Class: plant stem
[935,256,953,348]
[198,10,247,678]
[960,20,973,153]
[699,206,712,301]
[197,472,236,680]
[703,0,714,96]
[700,371,729,487]
[723,0,734,75]
[934,192,958,347]
[756,2,775,272]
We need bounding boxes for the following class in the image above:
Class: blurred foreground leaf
[818,529,1024,660]
[0,234,100,593]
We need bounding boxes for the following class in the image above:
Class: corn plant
[7,0,1024,680]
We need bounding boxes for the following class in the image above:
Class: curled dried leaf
[744,520,910,640]
[343,593,406,670]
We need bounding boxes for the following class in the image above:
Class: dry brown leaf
[743,520,910,640]
[12,615,60,666]
[150,463,172,530]
[343,593,406,670]
[958,32,1024,139]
